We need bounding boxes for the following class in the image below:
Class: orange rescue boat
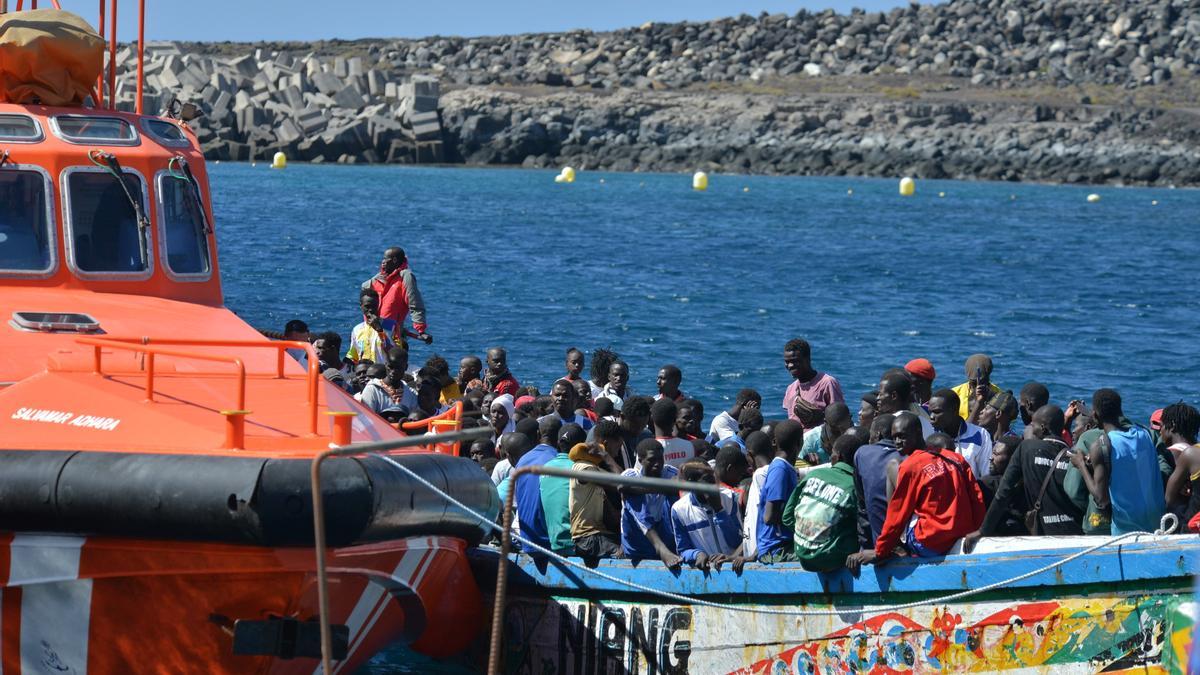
[0,4,497,673]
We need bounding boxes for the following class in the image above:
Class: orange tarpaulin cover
[0,9,103,106]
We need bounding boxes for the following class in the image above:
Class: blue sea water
[213,163,1200,424]
[207,163,1200,673]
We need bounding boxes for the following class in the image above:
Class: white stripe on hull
[325,538,443,675]
[334,539,435,675]
[8,535,85,586]
[20,580,92,675]
[10,535,90,675]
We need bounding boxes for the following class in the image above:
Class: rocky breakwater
[354,0,1199,91]
[439,87,1200,185]
[106,42,446,163]
[105,0,1200,185]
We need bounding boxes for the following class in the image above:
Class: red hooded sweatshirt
[875,447,985,559]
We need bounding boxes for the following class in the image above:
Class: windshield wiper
[88,150,150,269]
[168,155,211,235]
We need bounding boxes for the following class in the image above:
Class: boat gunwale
[469,536,1200,601]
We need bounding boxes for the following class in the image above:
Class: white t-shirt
[955,421,993,479]
[598,384,634,412]
[658,437,696,468]
[491,458,512,485]
[707,411,739,442]
[742,465,769,560]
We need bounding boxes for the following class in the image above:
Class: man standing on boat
[782,338,844,429]
[1070,388,1166,535]
[363,247,431,345]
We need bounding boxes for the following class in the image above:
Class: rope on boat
[376,454,1182,618]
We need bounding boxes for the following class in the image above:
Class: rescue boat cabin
[0,104,220,305]
[0,102,411,456]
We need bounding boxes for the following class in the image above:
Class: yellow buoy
[692,171,708,191]
[271,152,287,169]
[561,166,576,183]
[938,191,945,198]
[743,186,750,193]
[1087,193,1101,203]
[898,177,915,196]
[554,174,566,183]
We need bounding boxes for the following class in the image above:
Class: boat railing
[76,336,321,447]
[399,400,465,455]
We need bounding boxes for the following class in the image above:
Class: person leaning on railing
[569,422,626,564]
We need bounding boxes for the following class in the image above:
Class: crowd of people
[283,247,1199,573]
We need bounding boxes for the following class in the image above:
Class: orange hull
[0,533,481,674]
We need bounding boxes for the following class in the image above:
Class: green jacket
[782,462,857,572]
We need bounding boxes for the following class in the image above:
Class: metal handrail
[309,426,494,675]
[77,336,322,435]
[400,399,462,431]
[488,464,721,675]
[400,400,465,455]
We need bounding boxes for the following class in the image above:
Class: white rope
[376,454,1179,618]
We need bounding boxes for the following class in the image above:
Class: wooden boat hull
[470,536,1200,674]
[0,533,480,674]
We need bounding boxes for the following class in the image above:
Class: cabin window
[0,114,43,142]
[142,119,190,147]
[66,170,150,274]
[0,169,54,273]
[157,174,211,277]
[51,116,138,145]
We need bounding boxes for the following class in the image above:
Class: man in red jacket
[363,247,431,344]
[848,414,984,571]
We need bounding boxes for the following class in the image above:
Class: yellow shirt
[439,381,462,404]
[950,381,1002,419]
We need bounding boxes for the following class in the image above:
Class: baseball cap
[904,358,936,381]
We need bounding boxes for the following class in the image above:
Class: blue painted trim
[470,538,1200,599]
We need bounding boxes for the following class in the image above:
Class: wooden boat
[471,534,1200,674]
[0,4,497,672]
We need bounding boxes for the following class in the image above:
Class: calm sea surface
[208,163,1199,672]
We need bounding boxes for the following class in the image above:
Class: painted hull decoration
[471,536,1200,674]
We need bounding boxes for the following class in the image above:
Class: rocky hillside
[109,0,1200,185]
[186,0,1200,90]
